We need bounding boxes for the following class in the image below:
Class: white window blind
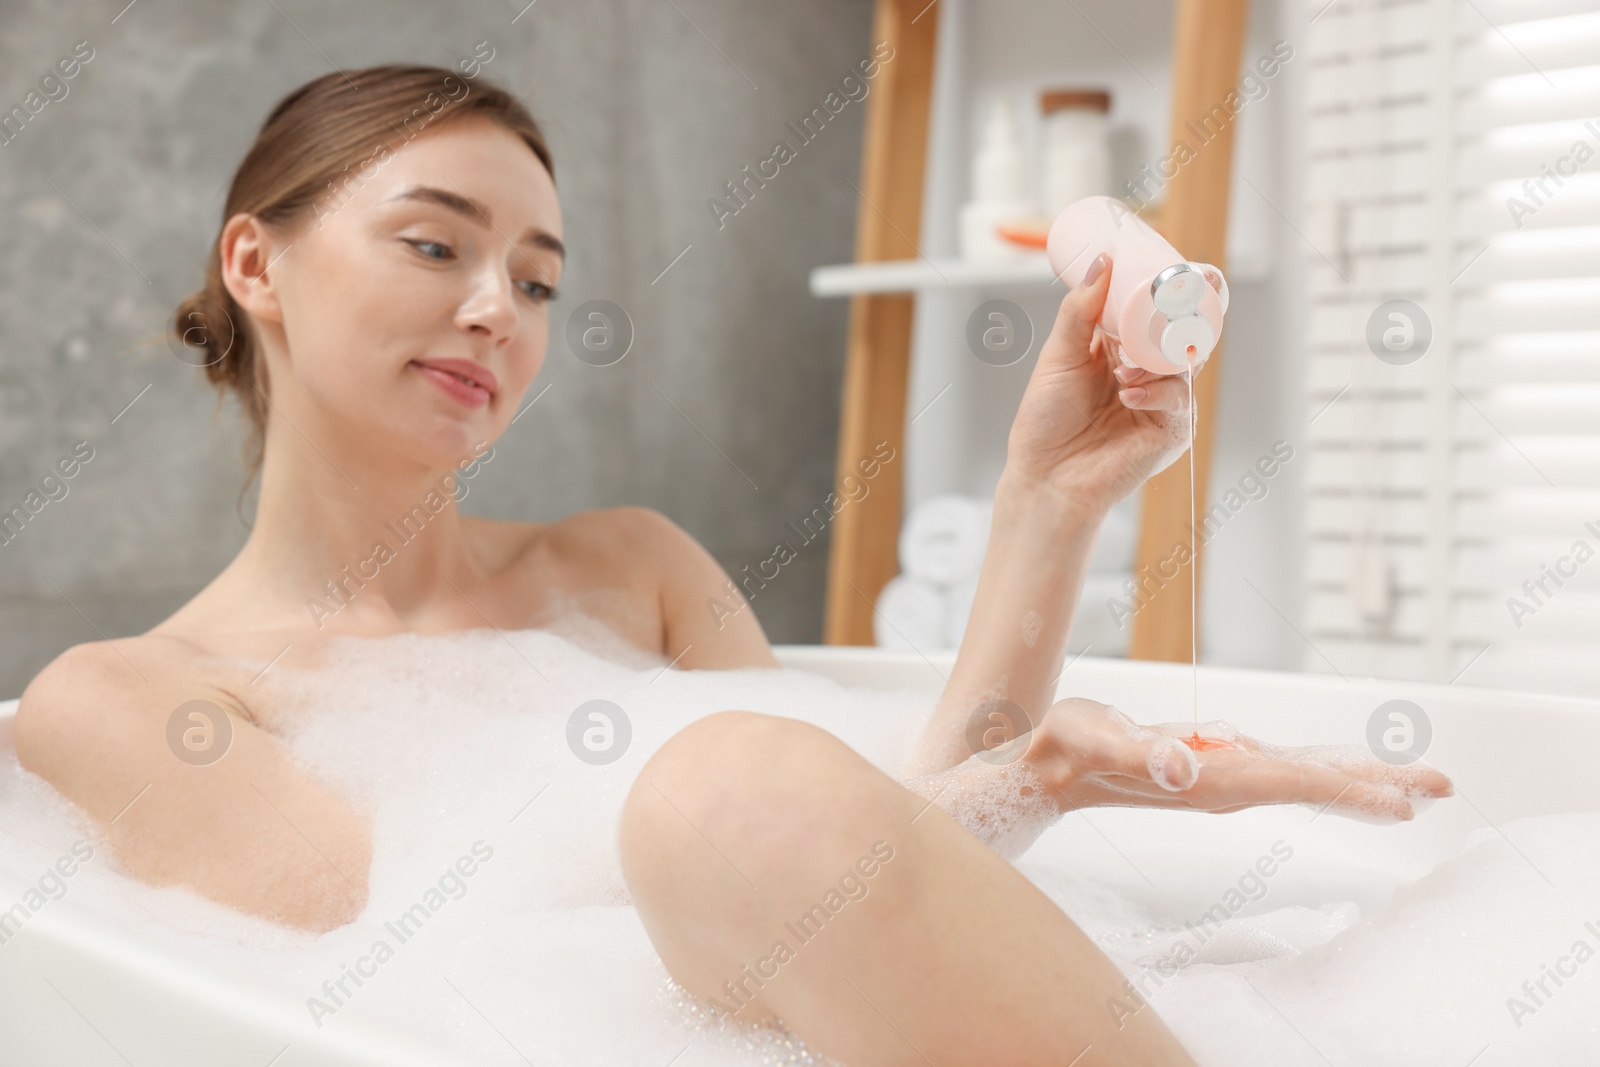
[1300,0,1600,696]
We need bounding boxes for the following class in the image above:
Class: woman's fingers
[1047,253,1113,368]
[1191,750,1415,820]
[1398,764,1453,796]
[1288,746,1455,797]
[1111,364,1202,392]
[1118,375,1192,412]
[1144,732,1200,791]
[1111,363,1156,386]
[1095,330,1128,370]
[1236,735,1454,798]
[1089,327,1109,364]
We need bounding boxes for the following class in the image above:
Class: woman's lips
[412,359,496,409]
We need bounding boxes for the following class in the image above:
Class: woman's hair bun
[172,281,237,379]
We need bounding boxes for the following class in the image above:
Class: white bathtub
[1,646,1596,1066]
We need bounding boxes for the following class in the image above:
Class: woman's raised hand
[912,253,1205,776]
[1018,697,1455,821]
[1003,253,1195,514]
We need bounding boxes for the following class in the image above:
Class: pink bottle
[1046,195,1229,376]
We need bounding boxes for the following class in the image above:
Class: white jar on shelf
[1039,88,1112,219]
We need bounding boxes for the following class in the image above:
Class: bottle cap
[1158,315,1216,367]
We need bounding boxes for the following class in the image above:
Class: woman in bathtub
[14,65,1447,1066]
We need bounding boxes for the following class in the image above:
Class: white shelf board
[809,250,1268,298]
[809,254,1059,297]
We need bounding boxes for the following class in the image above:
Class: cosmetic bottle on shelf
[959,96,1038,262]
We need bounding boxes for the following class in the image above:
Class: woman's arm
[904,258,1452,821]
[14,641,372,932]
[907,474,1105,774]
[908,256,1185,774]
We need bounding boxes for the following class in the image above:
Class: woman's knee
[621,711,777,890]
[618,709,909,914]
[618,710,914,1005]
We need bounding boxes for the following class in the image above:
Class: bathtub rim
[2,644,1597,723]
[765,644,1600,716]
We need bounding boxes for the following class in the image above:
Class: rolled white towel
[899,494,992,586]
[874,574,950,652]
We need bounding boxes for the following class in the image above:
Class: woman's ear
[218,213,287,325]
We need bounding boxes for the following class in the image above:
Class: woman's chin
[380,417,496,472]
[427,433,495,470]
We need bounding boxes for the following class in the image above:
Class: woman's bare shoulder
[461,506,751,662]
[14,634,238,783]
[21,632,217,701]
[463,505,682,571]
[478,507,779,669]
[18,632,233,714]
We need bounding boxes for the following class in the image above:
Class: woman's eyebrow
[387,184,565,259]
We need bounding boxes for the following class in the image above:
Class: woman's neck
[225,421,486,631]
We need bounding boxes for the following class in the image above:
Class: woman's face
[254,114,562,470]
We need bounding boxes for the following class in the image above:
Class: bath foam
[1047,812,1600,1067]
[903,754,1063,861]
[0,627,1592,1065]
[1179,901,1360,967]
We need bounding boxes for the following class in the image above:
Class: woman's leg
[619,711,1197,1067]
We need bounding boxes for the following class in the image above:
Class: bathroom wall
[0,0,876,694]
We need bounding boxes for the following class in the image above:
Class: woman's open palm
[1022,698,1454,821]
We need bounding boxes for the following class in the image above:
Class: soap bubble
[166,698,233,766]
[565,299,633,367]
[1365,698,1432,765]
[1365,299,1431,365]
[966,300,1034,367]
[904,754,1061,860]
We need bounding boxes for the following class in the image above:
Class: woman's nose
[455,268,518,341]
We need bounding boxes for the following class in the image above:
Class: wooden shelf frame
[823,0,1252,663]
[821,0,940,646]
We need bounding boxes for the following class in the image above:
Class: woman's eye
[405,239,453,260]
[518,280,557,303]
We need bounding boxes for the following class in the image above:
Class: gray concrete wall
[0,0,876,694]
